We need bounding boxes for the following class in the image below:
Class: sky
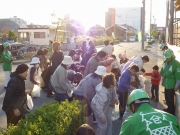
[0,0,167,32]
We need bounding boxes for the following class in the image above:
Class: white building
[18,25,55,45]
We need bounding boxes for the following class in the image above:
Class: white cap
[62,56,73,65]
[30,57,40,64]
[95,66,106,76]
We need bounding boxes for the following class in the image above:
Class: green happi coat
[1,49,13,71]
[160,58,180,89]
[120,103,180,135]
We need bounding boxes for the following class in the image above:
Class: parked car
[129,36,136,42]
[146,36,155,43]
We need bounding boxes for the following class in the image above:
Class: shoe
[163,109,169,112]
[47,94,54,97]
[4,87,7,90]
[154,99,159,102]
[119,116,123,120]
[93,120,97,124]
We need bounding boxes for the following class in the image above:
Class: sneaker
[119,116,123,120]
[47,93,54,97]
[93,120,97,124]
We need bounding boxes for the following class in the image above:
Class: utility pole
[149,0,152,39]
[141,0,145,51]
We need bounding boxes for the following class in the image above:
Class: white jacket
[129,56,143,70]
[91,83,117,118]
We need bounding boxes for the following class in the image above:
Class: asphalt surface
[0,42,166,135]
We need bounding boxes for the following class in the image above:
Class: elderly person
[2,64,29,127]
[50,42,64,74]
[84,51,107,77]
[91,73,118,135]
[49,56,73,102]
[74,66,106,118]
[1,42,16,89]
[101,40,114,55]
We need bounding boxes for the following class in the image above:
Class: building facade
[18,25,55,45]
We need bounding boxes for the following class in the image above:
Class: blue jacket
[118,69,131,92]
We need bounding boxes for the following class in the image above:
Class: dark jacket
[51,51,64,74]
[81,53,92,67]
[41,66,52,82]
[2,72,27,115]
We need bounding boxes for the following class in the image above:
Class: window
[34,32,45,38]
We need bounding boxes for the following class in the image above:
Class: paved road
[0,42,166,135]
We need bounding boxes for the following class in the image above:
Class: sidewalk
[91,42,166,135]
[0,42,167,134]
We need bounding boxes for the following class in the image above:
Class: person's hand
[151,77,155,80]
[101,118,106,124]
[130,86,135,91]
[12,58,16,61]
[14,108,21,116]
[174,87,179,91]
[114,99,119,105]
[67,89,72,93]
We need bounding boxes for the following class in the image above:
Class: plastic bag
[31,85,41,97]
[27,94,34,110]
[139,75,147,89]
[66,81,74,98]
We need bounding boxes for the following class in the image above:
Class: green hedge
[76,36,120,46]
[1,100,86,135]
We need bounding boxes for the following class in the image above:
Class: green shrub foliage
[2,100,86,135]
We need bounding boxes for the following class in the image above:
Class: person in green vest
[120,89,180,135]
[48,40,54,59]
[1,42,16,89]
[160,49,180,115]
[160,43,175,58]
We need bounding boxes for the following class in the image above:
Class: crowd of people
[1,40,180,134]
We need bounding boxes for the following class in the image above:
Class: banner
[138,31,142,42]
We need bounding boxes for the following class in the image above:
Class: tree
[151,28,158,38]
[51,12,65,41]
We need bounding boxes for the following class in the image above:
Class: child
[118,65,139,119]
[144,65,161,102]
[25,57,40,94]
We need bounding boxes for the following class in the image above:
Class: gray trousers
[94,106,113,135]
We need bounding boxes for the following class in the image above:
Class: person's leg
[154,85,159,102]
[119,92,128,119]
[165,89,175,115]
[105,107,113,135]
[6,111,22,128]
[4,71,11,88]
[151,85,155,99]
[46,81,54,97]
[94,111,107,135]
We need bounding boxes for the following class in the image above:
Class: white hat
[62,56,73,65]
[95,66,106,76]
[30,57,40,64]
